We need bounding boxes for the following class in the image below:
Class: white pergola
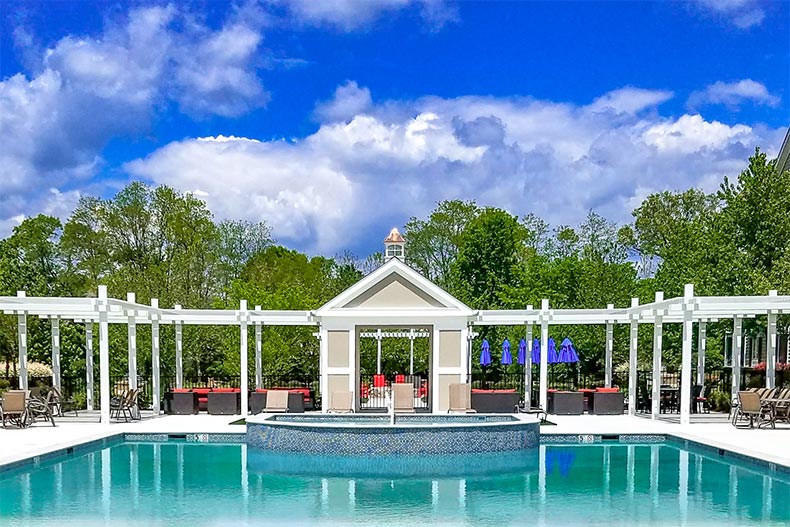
[3,283,789,425]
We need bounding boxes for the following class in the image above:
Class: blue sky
[1,0,788,256]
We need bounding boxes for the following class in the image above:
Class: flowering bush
[0,361,53,377]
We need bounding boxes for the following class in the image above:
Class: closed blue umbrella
[517,338,527,365]
[480,339,492,366]
[501,338,512,365]
[531,338,540,364]
[559,337,579,363]
[548,337,560,364]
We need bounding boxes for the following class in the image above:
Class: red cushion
[255,389,268,393]
[492,389,516,393]
[472,389,493,393]
[192,388,211,395]
[579,389,596,392]
[172,388,190,393]
[596,388,620,393]
[213,388,237,393]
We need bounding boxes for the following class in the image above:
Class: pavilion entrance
[356,326,431,412]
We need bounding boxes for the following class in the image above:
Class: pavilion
[2,229,789,425]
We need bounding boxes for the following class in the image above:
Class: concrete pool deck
[1,412,789,470]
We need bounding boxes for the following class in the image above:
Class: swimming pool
[0,440,787,526]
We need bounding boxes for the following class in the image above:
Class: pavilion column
[680,284,694,426]
[376,329,382,375]
[254,307,262,389]
[86,322,94,410]
[651,292,664,420]
[731,316,743,401]
[17,291,28,390]
[696,321,707,386]
[51,318,61,391]
[409,329,415,375]
[98,285,111,424]
[175,305,183,389]
[239,300,249,415]
[539,299,549,411]
[628,298,639,416]
[766,290,778,389]
[151,299,161,414]
[127,293,137,390]
[525,313,533,408]
[605,304,614,388]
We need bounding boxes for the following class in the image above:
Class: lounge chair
[328,391,354,413]
[732,391,773,429]
[27,392,56,427]
[111,388,140,422]
[393,383,415,413]
[264,390,290,413]
[448,383,476,413]
[2,390,29,428]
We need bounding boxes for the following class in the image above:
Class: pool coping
[2,427,789,477]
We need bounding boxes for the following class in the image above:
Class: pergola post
[651,291,664,420]
[376,328,382,375]
[16,291,28,390]
[254,305,262,389]
[151,299,161,414]
[539,299,549,411]
[605,304,614,388]
[97,285,111,425]
[628,298,639,416]
[731,315,742,401]
[767,290,778,389]
[696,321,707,386]
[175,305,183,389]
[126,293,137,390]
[51,317,61,390]
[525,310,533,408]
[239,300,249,416]
[409,329,415,375]
[86,322,94,410]
[680,284,694,426]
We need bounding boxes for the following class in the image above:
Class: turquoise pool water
[0,441,787,526]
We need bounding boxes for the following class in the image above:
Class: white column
[240,300,249,415]
[651,291,664,420]
[525,313,533,408]
[175,305,183,389]
[151,299,161,414]
[51,318,61,390]
[86,322,94,410]
[254,306,262,389]
[127,293,137,390]
[98,285,111,424]
[628,298,639,416]
[409,329,415,375]
[376,328,382,375]
[605,304,614,388]
[731,316,743,401]
[680,284,694,426]
[17,291,28,390]
[539,299,549,411]
[697,321,707,386]
[767,290,778,389]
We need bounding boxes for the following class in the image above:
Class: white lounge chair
[448,383,476,413]
[393,383,415,413]
[329,391,354,413]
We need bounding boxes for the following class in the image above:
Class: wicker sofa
[470,389,520,413]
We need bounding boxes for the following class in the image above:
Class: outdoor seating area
[164,387,314,415]
[545,388,624,415]
[732,387,790,429]
[0,389,57,428]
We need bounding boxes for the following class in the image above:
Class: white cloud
[314,81,373,122]
[687,79,780,109]
[587,87,674,115]
[693,0,766,29]
[283,0,457,31]
[0,5,267,235]
[123,84,785,254]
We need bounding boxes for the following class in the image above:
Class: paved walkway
[1,412,788,469]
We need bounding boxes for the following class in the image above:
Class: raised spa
[245,413,540,456]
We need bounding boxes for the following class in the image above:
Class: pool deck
[1,412,789,470]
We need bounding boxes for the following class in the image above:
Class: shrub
[708,389,731,413]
